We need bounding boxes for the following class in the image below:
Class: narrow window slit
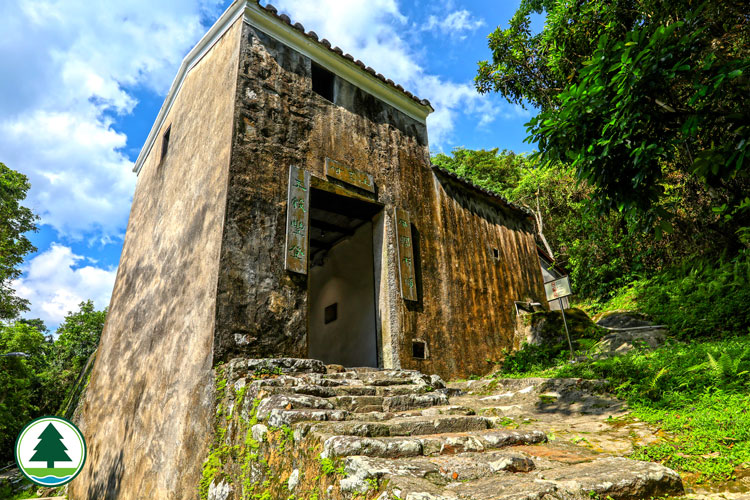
[161,125,171,162]
[324,302,338,324]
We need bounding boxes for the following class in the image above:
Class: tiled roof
[431,165,532,217]
[257,1,433,111]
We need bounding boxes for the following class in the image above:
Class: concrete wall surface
[68,17,243,500]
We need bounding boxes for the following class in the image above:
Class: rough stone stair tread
[266,407,349,426]
[358,455,681,500]
[322,428,547,458]
[309,414,492,437]
[342,450,537,484]
[448,457,681,500]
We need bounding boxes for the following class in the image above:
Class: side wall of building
[213,21,547,379]
[413,174,548,376]
[69,18,243,500]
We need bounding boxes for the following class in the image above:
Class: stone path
[216,358,685,500]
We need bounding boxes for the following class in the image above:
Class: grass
[499,335,750,482]
[0,479,40,500]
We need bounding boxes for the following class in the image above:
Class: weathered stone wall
[408,174,548,377]
[68,18,243,500]
[213,22,547,380]
[213,23,430,364]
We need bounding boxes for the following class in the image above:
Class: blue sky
[1,0,541,331]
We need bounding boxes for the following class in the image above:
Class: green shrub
[593,253,750,339]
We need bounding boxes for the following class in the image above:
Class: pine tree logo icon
[15,416,87,487]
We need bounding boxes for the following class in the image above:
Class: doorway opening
[307,187,381,367]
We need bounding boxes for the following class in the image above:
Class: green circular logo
[14,416,87,487]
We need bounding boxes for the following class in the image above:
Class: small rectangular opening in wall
[160,125,171,163]
[412,341,426,359]
[312,62,335,102]
[492,248,500,261]
[324,302,338,324]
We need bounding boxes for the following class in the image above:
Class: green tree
[30,423,71,468]
[0,301,106,464]
[0,321,50,462]
[0,162,38,319]
[477,1,749,236]
[54,300,107,375]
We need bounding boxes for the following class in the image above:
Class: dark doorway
[307,187,381,367]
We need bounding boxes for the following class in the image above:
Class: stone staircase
[210,358,684,500]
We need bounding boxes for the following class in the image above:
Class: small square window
[412,341,427,359]
[492,248,500,260]
[324,303,338,324]
[160,125,171,163]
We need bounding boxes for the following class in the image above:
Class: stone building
[70,1,547,498]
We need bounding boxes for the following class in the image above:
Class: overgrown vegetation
[497,252,750,481]
[585,254,750,339]
[477,0,749,228]
[0,301,106,465]
[502,336,750,481]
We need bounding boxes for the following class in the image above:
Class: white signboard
[544,276,572,301]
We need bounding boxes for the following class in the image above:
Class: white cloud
[0,0,223,239]
[264,0,497,150]
[12,244,117,327]
[424,10,484,39]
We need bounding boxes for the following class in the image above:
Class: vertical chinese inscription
[394,208,418,301]
[284,165,310,274]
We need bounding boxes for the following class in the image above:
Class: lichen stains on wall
[398,172,548,379]
[68,16,244,500]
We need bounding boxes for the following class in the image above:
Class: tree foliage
[54,299,107,376]
[0,301,106,464]
[433,148,736,298]
[477,1,750,234]
[0,321,51,461]
[0,162,38,320]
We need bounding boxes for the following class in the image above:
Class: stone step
[311,415,491,438]
[255,393,334,419]
[333,395,385,412]
[226,357,327,378]
[322,428,547,459]
[267,408,349,427]
[340,451,536,494]
[345,454,682,500]
[383,392,449,412]
[534,456,683,499]
[399,405,476,417]
[332,384,436,397]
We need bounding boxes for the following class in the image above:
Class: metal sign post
[544,276,574,360]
